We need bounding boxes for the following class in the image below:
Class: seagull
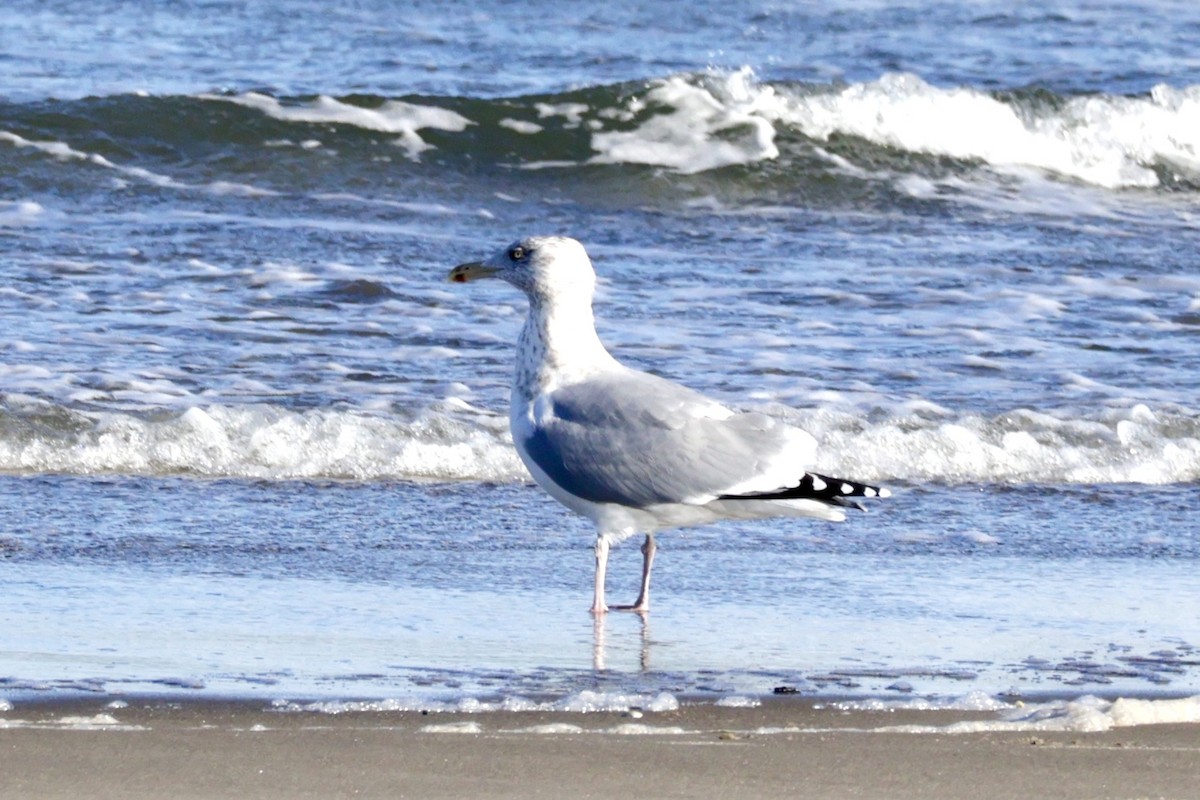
[449,236,888,614]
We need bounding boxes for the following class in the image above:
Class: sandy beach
[2,697,1197,799]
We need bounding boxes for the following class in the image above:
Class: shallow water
[1,0,1199,708]
[3,477,1197,703]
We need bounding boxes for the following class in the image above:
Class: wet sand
[2,697,1197,799]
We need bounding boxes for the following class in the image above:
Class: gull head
[449,236,596,305]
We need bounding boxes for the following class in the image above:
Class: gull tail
[719,472,891,512]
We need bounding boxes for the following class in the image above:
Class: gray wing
[516,369,802,507]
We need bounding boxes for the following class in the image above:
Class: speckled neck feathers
[513,292,616,404]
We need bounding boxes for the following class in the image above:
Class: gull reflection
[592,611,651,672]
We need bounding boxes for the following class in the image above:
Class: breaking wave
[3,69,1198,198]
[0,397,523,483]
[2,396,1196,486]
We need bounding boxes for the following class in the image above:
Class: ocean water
[2,1,1200,712]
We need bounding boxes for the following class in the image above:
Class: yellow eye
[509,245,526,261]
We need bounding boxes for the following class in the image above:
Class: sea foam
[0,396,1195,485]
[590,69,781,173]
[585,69,1200,188]
[785,73,1197,189]
[0,398,524,483]
[274,690,681,715]
[806,403,1200,485]
[882,694,1200,734]
[1,128,278,197]
[202,93,473,161]
[0,199,45,226]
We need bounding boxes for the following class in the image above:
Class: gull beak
[448,261,499,284]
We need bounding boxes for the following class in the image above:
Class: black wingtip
[719,472,890,509]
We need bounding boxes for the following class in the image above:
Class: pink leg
[629,534,656,612]
[591,535,610,615]
[611,534,656,613]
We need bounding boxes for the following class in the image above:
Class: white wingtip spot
[879,487,892,498]
[810,476,827,491]
[864,488,877,498]
[841,483,854,494]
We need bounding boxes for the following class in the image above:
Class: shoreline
[4,695,1199,799]
[6,682,1200,710]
